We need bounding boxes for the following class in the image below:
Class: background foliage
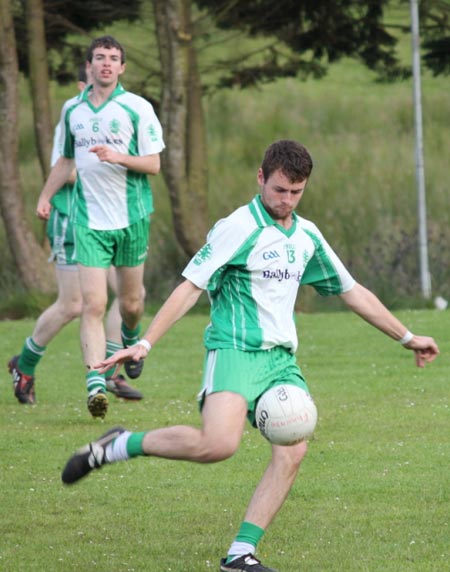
[0,2,449,316]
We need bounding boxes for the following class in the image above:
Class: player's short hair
[77,63,87,84]
[261,140,313,183]
[86,35,126,64]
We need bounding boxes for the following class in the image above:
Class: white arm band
[136,339,152,352]
[398,330,414,345]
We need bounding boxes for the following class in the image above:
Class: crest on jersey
[193,243,212,266]
[110,119,121,134]
[148,124,159,142]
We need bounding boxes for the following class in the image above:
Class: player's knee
[197,438,239,463]
[82,296,107,319]
[55,298,82,322]
[291,440,308,467]
[64,300,83,321]
[199,448,235,463]
[275,440,308,473]
[120,297,143,319]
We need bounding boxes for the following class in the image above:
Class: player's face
[88,47,125,88]
[258,168,307,229]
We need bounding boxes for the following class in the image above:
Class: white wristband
[398,331,414,345]
[136,339,152,352]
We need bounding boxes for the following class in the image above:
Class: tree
[148,0,409,259]
[194,0,409,87]
[14,0,142,82]
[5,0,450,294]
[419,0,450,75]
[0,0,55,293]
[26,0,53,179]
[151,0,450,261]
[153,0,210,256]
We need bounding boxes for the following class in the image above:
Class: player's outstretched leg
[61,426,125,484]
[220,554,277,572]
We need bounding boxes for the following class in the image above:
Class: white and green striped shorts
[199,346,309,426]
[46,209,77,268]
[74,217,150,268]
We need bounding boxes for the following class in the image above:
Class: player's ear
[257,168,265,186]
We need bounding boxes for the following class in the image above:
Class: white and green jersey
[183,195,355,352]
[60,83,165,230]
[50,93,81,216]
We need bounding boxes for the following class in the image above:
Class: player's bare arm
[36,156,75,220]
[89,145,161,174]
[340,282,439,367]
[94,279,203,373]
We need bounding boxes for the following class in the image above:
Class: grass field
[0,308,448,572]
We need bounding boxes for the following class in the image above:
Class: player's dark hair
[261,140,313,183]
[86,35,126,64]
[77,63,87,84]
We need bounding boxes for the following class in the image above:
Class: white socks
[105,431,132,463]
[227,541,256,561]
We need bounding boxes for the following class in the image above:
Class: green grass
[0,308,448,571]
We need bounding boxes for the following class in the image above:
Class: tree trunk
[26,0,53,180]
[0,0,55,293]
[153,0,210,257]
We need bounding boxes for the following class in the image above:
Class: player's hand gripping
[404,335,439,368]
[94,342,150,375]
[90,145,122,164]
[36,196,52,220]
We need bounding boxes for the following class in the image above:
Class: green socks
[18,337,46,376]
[226,521,265,563]
[126,432,147,457]
[105,340,122,378]
[105,431,147,463]
[121,322,141,348]
[86,370,106,395]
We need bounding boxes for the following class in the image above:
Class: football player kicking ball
[61,140,439,572]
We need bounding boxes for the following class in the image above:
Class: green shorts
[46,209,77,268]
[74,217,150,268]
[199,347,310,427]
